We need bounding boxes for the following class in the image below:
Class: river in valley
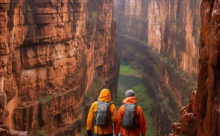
[118,75,142,92]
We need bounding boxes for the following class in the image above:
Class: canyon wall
[170,1,220,135]
[0,0,119,135]
[197,0,220,135]
[114,0,200,135]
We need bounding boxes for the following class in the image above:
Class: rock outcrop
[0,125,27,136]
[169,91,197,136]
[0,0,119,135]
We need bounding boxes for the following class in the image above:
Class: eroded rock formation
[0,125,27,136]
[169,91,197,136]
[0,0,119,135]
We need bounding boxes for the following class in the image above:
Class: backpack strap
[134,104,140,128]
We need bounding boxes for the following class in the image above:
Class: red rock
[170,91,197,136]
[0,0,119,135]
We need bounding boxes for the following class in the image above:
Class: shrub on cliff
[35,130,47,136]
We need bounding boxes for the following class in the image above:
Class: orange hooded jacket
[87,88,117,135]
[115,96,147,136]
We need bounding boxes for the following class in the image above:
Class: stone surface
[169,91,197,136]
[0,0,119,135]
[170,0,220,135]
[196,0,220,135]
[0,125,27,136]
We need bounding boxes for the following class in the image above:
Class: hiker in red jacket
[115,89,147,136]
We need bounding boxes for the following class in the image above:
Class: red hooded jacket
[115,96,147,136]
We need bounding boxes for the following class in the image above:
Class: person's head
[125,89,134,97]
[98,88,111,101]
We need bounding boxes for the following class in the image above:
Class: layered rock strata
[0,0,118,135]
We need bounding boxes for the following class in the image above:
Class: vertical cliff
[0,0,119,135]
[170,1,220,135]
[114,0,200,135]
[197,0,220,135]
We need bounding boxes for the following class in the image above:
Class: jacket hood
[98,88,111,102]
[122,96,137,104]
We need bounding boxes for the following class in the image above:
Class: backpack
[94,101,112,127]
[121,104,137,129]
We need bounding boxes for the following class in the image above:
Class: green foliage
[36,36,41,39]
[132,84,157,136]
[26,5,31,10]
[157,88,164,101]
[31,25,36,29]
[132,84,152,112]
[86,11,98,23]
[35,130,47,136]
[113,18,117,22]
[84,77,104,102]
[86,17,92,22]
[92,11,98,19]
[38,95,52,104]
[159,53,197,105]
[114,89,124,107]
[180,72,187,79]
[160,54,176,69]
[120,65,136,74]
[79,77,105,122]
[176,41,180,46]
[80,128,87,136]
[120,65,140,77]
[129,61,143,71]
[120,59,129,66]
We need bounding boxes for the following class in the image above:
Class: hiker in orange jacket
[87,88,117,136]
[115,89,147,136]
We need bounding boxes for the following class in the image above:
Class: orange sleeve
[114,105,124,135]
[137,106,147,135]
[86,102,96,130]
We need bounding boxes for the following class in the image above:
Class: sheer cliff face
[0,0,118,135]
[171,1,220,135]
[197,1,220,135]
[114,0,200,75]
